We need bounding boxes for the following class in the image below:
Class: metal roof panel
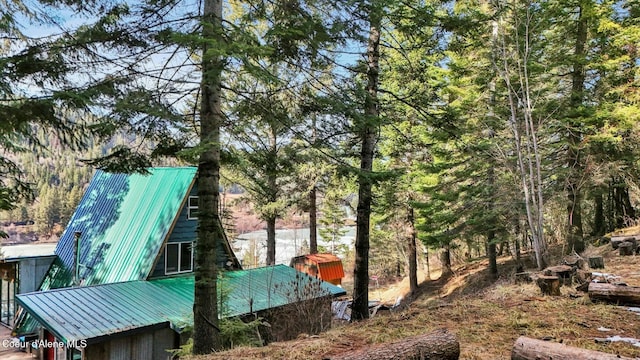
[50,167,197,288]
[16,281,192,343]
[17,265,346,343]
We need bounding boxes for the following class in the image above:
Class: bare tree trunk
[193,0,223,353]
[352,2,381,322]
[495,7,547,269]
[519,7,547,267]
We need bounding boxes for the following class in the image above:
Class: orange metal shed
[290,253,345,286]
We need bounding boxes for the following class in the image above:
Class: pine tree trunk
[407,206,418,295]
[566,190,584,252]
[614,181,625,228]
[266,215,276,265]
[566,2,587,254]
[620,185,636,225]
[266,127,278,265]
[352,2,381,322]
[623,188,635,220]
[193,0,223,353]
[309,116,318,254]
[487,164,497,279]
[441,246,452,276]
[593,192,605,236]
[309,186,317,254]
[488,229,497,278]
[514,218,522,265]
[607,180,614,232]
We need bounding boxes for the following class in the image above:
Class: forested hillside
[0,134,96,239]
[0,131,194,240]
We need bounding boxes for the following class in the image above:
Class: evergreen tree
[318,179,349,254]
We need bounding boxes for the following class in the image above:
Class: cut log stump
[575,269,592,284]
[574,270,592,292]
[562,255,584,270]
[536,275,560,296]
[511,336,635,360]
[619,241,635,256]
[544,265,573,286]
[327,328,459,360]
[588,256,604,269]
[589,282,640,305]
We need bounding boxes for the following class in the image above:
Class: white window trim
[187,196,198,220]
[164,241,194,275]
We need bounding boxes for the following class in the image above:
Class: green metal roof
[16,281,193,344]
[14,167,197,336]
[49,167,198,287]
[153,264,347,318]
[16,265,346,343]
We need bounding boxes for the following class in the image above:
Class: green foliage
[317,170,351,254]
[167,316,263,357]
[166,337,193,358]
[219,317,264,348]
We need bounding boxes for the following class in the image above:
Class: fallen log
[512,336,635,360]
[611,236,636,250]
[589,282,640,305]
[327,328,459,360]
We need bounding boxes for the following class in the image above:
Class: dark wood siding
[167,187,198,244]
[83,328,177,360]
[149,186,236,278]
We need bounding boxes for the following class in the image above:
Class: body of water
[233,226,355,267]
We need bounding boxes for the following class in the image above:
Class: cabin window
[165,242,193,274]
[187,196,199,220]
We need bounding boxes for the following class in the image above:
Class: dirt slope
[188,245,640,360]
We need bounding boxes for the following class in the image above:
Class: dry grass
[608,225,640,237]
[187,244,640,360]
